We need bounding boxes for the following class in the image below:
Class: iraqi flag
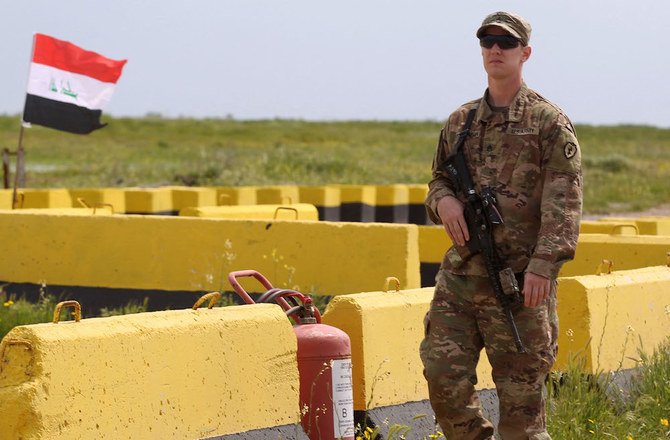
[23,34,127,134]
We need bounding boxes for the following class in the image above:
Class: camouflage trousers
[419,270,557,440]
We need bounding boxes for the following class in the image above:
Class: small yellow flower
[3,300,14,307]
[588,429,595,434]
[626,435,633,440]
[661,418,669,427]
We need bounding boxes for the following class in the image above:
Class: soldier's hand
[522,272,551,308]
[436,195,469,246]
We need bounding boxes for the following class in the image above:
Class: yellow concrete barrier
[408,184,429,225]
[418,229,670,282]
[170,186,217,211]
[180,203,319,220]
[1,207,113,216]
[417,225,451,287]
[0,303,300,439]
[579,220,639,235]
[556,266,670,373]
[322,287,495,410]
[256,185,300,204]
[337,184,376,222]
[17,188,72,209]
[124,187,175,214]
[0,189,13,209]
[0,212,420,295]
[600,216,670,236]
[299,185,341,221]
[69,188,126,213]
[322,266,670,411]
[560,234,670,277]
[216,186,258,206]
[374,184,409,223]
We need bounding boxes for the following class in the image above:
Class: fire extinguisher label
[331,358,354,438]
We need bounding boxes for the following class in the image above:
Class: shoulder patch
[564,142,578,159]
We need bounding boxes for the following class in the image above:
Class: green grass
[2,115,669,214]
[547,338,670,439]
[0,293,59,339]
[0,292,150,340]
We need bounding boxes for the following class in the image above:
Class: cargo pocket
[444,245,473,270]
[419,311,432,366]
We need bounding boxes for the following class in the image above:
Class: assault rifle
[441,107,526,353]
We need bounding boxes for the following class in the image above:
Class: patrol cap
[476,11,531,46]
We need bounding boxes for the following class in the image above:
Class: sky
[2,0,668,127]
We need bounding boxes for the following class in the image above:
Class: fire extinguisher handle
[227,270,275,304]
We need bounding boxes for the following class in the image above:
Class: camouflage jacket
[426,84,583,279]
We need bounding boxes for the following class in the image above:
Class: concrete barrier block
[632,217,670,235]
[0,212,420,295]
[18,188,72,209]
[69,188,126,213]
[0,303,300,439]
[560,234,670,277]
[337,185,376,223]
[322,288,494,411]
[556,266,670,373]
[180,203,319,221]
[256,186,300,205]
[124,187,175,215]
[0,208,113,216]
[374,184,409,223]
[215,186,258,206]
[417,225,451,287]
[298,186,341,221]
[600,216,670,236]
[0,189,13,209]
[579,220,639,236]
[407,184,429,225]
[418,229,670,281]
[170,186,217,211]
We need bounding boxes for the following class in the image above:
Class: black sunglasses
[479,35,521,50]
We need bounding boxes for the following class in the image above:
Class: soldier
[419,11,582,440]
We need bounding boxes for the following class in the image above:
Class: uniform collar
[475,83,528,124]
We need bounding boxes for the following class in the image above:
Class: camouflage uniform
[420,84,582,439]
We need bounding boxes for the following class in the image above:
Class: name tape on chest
[509,127,539,136]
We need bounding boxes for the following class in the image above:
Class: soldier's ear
[521,45,532,62]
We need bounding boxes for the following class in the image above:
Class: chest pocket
[497,133,542,191]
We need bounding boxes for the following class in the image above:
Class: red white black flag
[22,34,127,134]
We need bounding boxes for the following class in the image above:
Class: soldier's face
[480,26,531,80]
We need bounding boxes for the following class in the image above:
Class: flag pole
[12,34,37,209]
[11,125,26,209]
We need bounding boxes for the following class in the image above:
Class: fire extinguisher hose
[259,289,322,324]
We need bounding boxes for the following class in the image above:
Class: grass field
[1,115,669,214]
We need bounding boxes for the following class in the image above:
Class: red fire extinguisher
[228,270,355,440]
